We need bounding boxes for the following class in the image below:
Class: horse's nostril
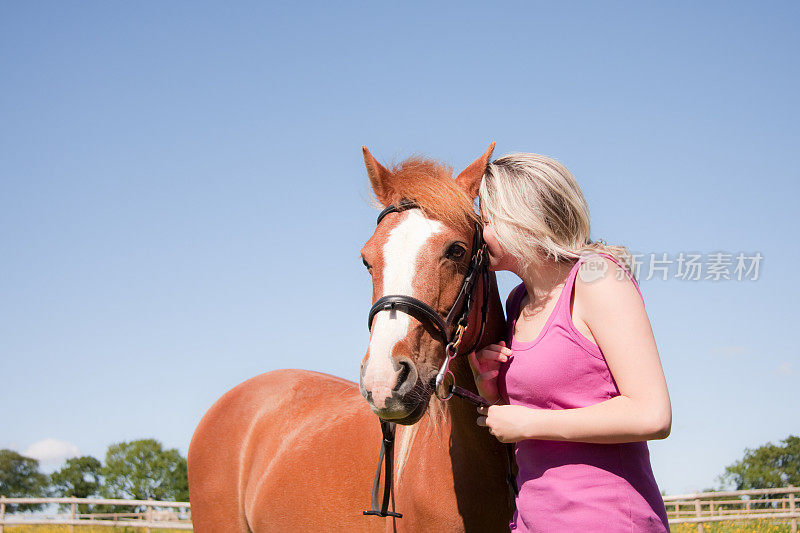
[394,361,411,391]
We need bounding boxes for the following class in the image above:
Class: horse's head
[359,144,495,424]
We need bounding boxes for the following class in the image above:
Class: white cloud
[708,345,749,357]
[777,362,792,376]
[24,438,80,463]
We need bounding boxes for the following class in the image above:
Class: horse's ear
[363,146,394,206]
[455,142,495,199]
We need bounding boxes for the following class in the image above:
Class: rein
[363,200,517,520]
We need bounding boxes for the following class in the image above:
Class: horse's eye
[362,257,372,270]
[445,243,466,261]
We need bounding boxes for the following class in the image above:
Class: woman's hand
[476,404,535,443]
[467,341,511,405]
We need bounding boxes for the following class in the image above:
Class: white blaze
[364,210,442,408]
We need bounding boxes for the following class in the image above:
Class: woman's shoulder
[574,254,644,312]
[570,254,648,356]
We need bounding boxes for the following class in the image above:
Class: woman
[468,153,672,532]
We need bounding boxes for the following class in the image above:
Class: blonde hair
[478,153,636,279]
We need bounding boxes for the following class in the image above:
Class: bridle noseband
[366,199,491,399]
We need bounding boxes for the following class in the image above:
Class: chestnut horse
[187,144,514,532]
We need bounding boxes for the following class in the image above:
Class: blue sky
[1,1,797,495]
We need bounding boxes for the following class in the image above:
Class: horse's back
[189,369,387,532]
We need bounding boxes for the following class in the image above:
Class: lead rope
[506,443,519,501]
[363,420,402,519]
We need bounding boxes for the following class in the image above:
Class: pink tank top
[498,253,670,532]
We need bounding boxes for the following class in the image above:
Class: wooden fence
[664,486,799,532]
[0,497,192,531]
[2,487,799,531]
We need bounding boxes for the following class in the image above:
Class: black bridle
[363,199,517,520]
[366,199,491,400]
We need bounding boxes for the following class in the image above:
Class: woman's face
[481,216,517,273]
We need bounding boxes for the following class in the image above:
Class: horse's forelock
[383,157,479,235]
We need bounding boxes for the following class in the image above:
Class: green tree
[718,435,800,508]
[50,455,102,513]
[0,449,48,513]
[101,439,188,510]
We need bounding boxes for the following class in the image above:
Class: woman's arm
[478,258,672,444]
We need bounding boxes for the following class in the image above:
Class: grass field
[672,519,797,532]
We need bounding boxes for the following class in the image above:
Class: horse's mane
[379,157,480,233]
